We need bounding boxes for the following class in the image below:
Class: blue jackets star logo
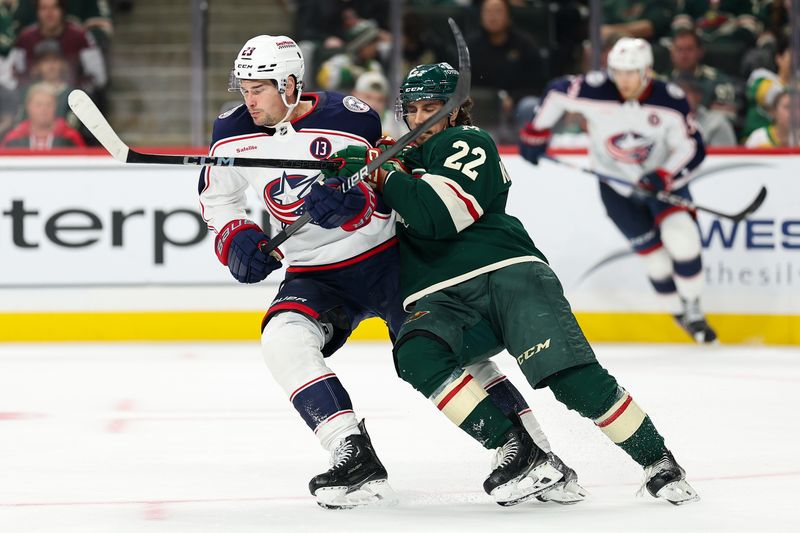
[264,172,319,225]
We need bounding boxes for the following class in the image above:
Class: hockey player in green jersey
[306,62,699,507]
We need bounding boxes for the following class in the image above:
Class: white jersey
[532,72,705,196]
[199,92,395,269]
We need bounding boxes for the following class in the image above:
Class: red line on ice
[106,399,135,433]
[0,412,43,420]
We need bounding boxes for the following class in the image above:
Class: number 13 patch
[309,137,332,159]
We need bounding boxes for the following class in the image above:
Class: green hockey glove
[324,144,408,192]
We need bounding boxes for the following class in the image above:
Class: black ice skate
[639,451,700,505]
[674,298,717,343]
[483,425,563,506]
[309,420,397,509]
[535,452,588,504]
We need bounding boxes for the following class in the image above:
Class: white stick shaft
[67,90,130,162]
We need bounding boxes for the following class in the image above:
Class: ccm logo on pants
[517,338,551,365]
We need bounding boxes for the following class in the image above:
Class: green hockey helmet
[396,62,459,122]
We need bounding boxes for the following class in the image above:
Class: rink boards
[1,148,798,344]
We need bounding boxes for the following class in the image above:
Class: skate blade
[315,479,398,510]
[536,479,588,505]
[656,479,700,506]
[491,462,563,507]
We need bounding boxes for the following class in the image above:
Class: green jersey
[743,67,784,140]
[382,125,547,310]
[668,65,738,117]
[602,0,676,39]
[1,2,15,56]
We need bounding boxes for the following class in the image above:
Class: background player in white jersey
[519,37,717,343]
[200,35,582,509]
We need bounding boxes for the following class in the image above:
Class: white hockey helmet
[607,37,653,80]
[229,35,305,124]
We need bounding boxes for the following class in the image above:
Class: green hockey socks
[430,369,513,449]
[545,363,668,466]
[395,335,512,449]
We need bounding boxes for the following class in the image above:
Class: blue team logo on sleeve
[264,172,318,225]
[309,136,333,159]
[605,132,655,164]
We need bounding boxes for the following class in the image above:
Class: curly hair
[453,97,474,126]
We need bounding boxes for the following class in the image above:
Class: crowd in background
[291,0,797,147]
[0,0,796,150]
[0,0,114,148]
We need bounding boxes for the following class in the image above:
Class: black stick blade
[732,186,767,223]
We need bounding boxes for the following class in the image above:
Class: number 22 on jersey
[443,140,486,180]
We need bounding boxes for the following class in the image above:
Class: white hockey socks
[261,312,359,451]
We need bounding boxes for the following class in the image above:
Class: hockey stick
[67,90,339,171]
[543,155,767,223]
[259,18,471,255]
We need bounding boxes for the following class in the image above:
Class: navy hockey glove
[639,169,673,192]
[304,176,376,231]
[215,219,282,284]
[518,122,551,165]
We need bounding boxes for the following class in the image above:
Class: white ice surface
[1,342,798,532]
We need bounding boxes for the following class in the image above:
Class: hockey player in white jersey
[200,35,584,509]
[519,37,717,343]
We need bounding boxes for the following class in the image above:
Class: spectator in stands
[677,76,737,146]
[15,0,113,51]
[467,0,544,108]
[549,0,587,75]
[741,2,790,78]
[409,0,469,4]
[597,32,623,69]
[0,80,85,148]
[0,0,17,137]
[1,0,16,84]
[401,10,437,71]
[0,0,14,54]
[743,34,792,140]
[671,0,761,47]
[23,39,72,118]
[668,28,739,124]
[755,0,790,44]
[601,0,676,42]
[351,70,406,139]
[10,0,106,95]
[316,18,386,92]
[294,1,387,47]
[581,31,623,72]
[0,82,16,137]
[745,90,798,148]
[351,70,387,114]
[293,0,345,45]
